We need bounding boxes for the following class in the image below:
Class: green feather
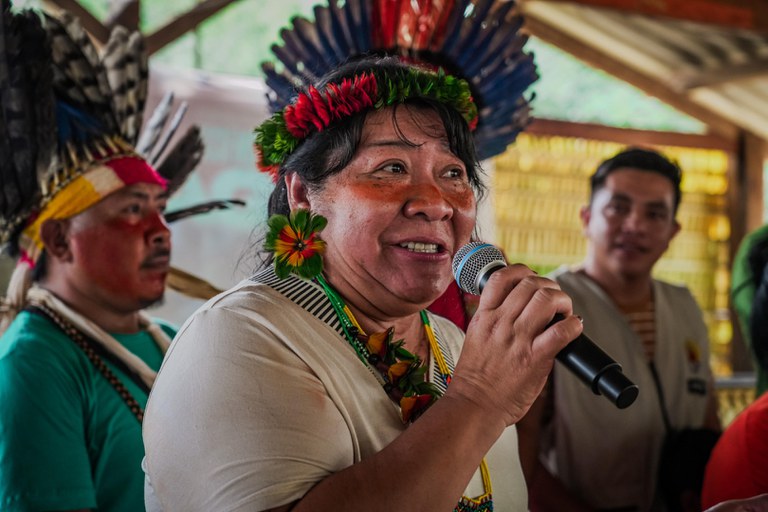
[299,255,324,279]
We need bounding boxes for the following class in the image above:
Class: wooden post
[144,0,240,56]
[106,0,140,32]
[729,131,767,372]
[42,0,110,44]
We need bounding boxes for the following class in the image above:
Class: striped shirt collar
[250,266,456,395]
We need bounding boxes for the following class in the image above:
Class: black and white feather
[45,11,117,134]
[165,199,246,224]
[0,1,55,247]
[102,25,148,146]
[156,125,204,195]
[135,92,204,195]
[148,101,188,166]
[135,91,174,156]
[0,4,207,247]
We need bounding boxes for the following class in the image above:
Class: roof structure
[521,0,768,142]
[38,0,768,233]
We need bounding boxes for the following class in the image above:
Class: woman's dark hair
[266,56,485,218]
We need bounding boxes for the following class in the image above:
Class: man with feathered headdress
[0,2,204,510]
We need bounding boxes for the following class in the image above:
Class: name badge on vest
[684,339,702,373]
[687,378,707,395]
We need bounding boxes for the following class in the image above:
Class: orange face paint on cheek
[352,181,400,199]
[445,185,475,212]
[346,181,474,210]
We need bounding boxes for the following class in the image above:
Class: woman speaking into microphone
[141,57,582,512]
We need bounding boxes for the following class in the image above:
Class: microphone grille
[452,242,506,295]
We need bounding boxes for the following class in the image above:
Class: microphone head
[452,242,506,295]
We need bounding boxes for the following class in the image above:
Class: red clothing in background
[701,392,768,508]
[427,280,478,332]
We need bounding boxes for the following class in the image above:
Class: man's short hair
[590,147,683,214]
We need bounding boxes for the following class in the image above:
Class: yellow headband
[19,156,166,263]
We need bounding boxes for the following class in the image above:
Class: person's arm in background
[738,232,768,373]
[704,382,722,431]
[705,494,768,512]
[730,227,768,379]
[749,264,768,379]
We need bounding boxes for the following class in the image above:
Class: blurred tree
[528,37,705,133]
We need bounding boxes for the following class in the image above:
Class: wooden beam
[523,15,740,141]
[528,118,736,152]
[531,0,768,31]
[43,0,110,44]
[106,0,140,32]
[144,0,240,56]
[674,58,768,90]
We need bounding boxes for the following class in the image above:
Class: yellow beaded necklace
[315,275,493,510]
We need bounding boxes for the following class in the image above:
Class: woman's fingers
[514,285,582,360]
[474,264,541,312]
[477,265,580,357]
[449,264,581,426]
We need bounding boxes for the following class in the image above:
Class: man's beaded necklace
[314,275,493,511]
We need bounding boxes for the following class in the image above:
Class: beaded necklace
[314,274,493,511]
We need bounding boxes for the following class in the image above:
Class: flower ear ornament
[265,209,327,279]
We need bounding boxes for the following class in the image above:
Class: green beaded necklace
[313,274,493,510]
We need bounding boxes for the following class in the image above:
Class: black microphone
[452,242,639,409]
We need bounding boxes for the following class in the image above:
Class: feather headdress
[0,0,55,246]
[0,2,208,330]
[0,5,204,253]
[261,0,538,161]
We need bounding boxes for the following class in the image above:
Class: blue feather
[288,18,330,77]
[345,0,369,54]
[56,100,104,146]
[313,5,346,65]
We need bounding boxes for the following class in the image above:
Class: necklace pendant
[455,494,493,512]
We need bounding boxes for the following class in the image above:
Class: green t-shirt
[0,310,176,512]
[732,223,768,396]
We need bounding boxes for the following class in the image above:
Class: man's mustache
[141,249,171,269]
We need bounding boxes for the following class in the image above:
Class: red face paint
[67,183,170,312]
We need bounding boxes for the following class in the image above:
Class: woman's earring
[265,209,327,279]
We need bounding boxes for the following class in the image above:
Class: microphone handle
[466,259,638,409]
[549,314,639,409]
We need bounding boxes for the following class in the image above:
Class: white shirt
[143,269,527,511]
